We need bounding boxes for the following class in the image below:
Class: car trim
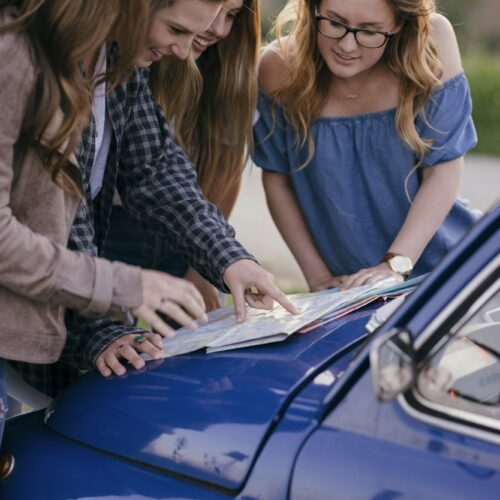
[398,394,500,446]
[410,386,500,433]
[398,256,500,443]
[413,255,500,351]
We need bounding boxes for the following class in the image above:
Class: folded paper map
[152,275,426,358]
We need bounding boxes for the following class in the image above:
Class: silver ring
[159,297,169,307]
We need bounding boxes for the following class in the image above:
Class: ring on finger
[159,297,169,307]
[134,334,146,345]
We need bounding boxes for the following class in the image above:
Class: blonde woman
[103,0,260,312]
[254,0,478,291]
[0,0,209,428]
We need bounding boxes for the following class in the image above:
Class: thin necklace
[333,65,379,100]
[335,77,369,99]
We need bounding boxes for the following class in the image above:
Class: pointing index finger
[262,286,298,315]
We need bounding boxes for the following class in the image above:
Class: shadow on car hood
[45,309,374,491]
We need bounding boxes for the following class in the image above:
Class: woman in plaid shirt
[104,0,260,313]
[11,0,296,396]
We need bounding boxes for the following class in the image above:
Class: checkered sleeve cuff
[62,312,146,370]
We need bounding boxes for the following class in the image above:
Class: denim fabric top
[253,72,479,276]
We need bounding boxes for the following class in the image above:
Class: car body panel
[288,205,500,500]
[290,373,500,500]
[237,342,357,499]
[2,205,499,499]
[2,411,225,500]
[43,309,373,491]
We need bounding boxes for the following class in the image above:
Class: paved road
[229,154,500,291]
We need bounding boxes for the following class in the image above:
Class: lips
[193,35,214,53]
[332,50,359,65]
[149,47,168,62]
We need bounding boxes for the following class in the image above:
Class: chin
[326,59,362,79]
[135,58,153,68]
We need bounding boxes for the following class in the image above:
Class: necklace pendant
[346,93,359,99]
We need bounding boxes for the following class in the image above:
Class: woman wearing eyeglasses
[254,0,478,290]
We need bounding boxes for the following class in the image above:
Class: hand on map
[223,259,299,322]
[308,273,344,291]
[96,332,164,377]
[340,264,403,290]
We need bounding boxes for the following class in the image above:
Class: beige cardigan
[0,18,143,363]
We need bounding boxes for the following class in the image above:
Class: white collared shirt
[89,44,112,199]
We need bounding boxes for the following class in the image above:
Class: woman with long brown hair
[103,0,261,311]
[254,0,478,290]
[18,0,293,387]
[0,0,207,436]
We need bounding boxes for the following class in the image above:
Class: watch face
[389,255,413,274]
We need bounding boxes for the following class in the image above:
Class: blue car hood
[46,309,373,490]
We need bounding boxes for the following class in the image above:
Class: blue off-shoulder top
[253,72,479,277]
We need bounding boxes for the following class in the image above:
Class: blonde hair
[271,0,442,166]
[0,0,149,196]
[151,0,226,12]
[150,0,260,207]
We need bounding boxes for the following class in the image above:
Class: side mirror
[370,328,416,401]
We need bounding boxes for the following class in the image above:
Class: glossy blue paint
[289,204,500,499]
[238,321,366,500]
[1,205,498,499]
[291,373,500,500]
[2,411,225,499]
[44,307,373,491]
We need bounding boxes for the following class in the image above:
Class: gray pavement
[229,154,500,291]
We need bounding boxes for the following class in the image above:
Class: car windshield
[417,287,500,425]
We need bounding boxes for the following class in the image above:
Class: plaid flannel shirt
[13,60,254,396]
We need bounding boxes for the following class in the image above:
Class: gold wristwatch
[381,252,413,277]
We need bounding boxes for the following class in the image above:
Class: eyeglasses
[315,15,394,49]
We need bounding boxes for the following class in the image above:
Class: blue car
[1,205,499,500]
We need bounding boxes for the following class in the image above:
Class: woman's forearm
[389,158,463,263]
[262,171,336,288]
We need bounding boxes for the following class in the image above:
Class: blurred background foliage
[260,0,500,156]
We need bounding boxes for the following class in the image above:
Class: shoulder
[110,66,153,117]
[0,22,34,75]
[0,27,35,114]
[258,39,293,95]
[429,13,462,82]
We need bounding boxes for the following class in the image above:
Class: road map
[150,275,425,358]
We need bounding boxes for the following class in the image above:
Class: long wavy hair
[0,0,149,196]
[150,0,260,208]
[150,0,226,12]
[272,0,442,166]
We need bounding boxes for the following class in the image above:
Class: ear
[391,21,403,35]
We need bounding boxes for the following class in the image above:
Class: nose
[171,40,191,60]
[207,12,226,38]
[338,31,358,52]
